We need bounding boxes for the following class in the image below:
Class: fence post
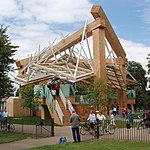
[36,125,37,139]
[21,118,23,134]
[126,120,131,140]
[51,118,54,136]
[96,119,99,139]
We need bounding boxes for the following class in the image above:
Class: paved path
[0,126,94,150]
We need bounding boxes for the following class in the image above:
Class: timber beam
[91,5,126,58]
[40,18,105,61]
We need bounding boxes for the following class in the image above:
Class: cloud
[0,0,92,24]
[1,0,149,74]
[0,0,18,19]
[0,0,93,60]
[121,39,150,70]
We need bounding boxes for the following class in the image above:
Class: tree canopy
[126,61,148,110]
[0,25,18,98]
[147,54,150,88]
[20,86,40,120]
[127,61,147,90]
[76,78,111,111]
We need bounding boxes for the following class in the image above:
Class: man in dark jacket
[70,110,81,143]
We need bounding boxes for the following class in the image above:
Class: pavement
[0,126,95,150]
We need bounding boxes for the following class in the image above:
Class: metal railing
[59,89,67,109]
[92,117,150,141]
[0,118,55,138]
[67,99,75,114]
[55,100,64,124]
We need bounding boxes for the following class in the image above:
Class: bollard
[51,118,55,136]
[36,125,38,139]
[96,119,99,139]
[21,118,23,134]
[59,136,67,143]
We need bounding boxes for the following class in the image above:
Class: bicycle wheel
[8,124,15,132]
[137,120,143,129]
[80,126,86,135]
[99,125,104,136]
[108,124,115,135]
[89,128,96,136]
[137,122,140,129]
[1,124,7,131]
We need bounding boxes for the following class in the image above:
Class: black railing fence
[0,117,55,138]
[95,118,150,141]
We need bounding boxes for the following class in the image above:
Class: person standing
[51,88,56,100]
[1,110,5,126]
[47,81,52,91]
[3,109,8,126]
[56,83,60,96]
[87,110,96,129]
[96,112,106,127]
[0,109,3,126]
[70,110,81,143]
[109,111,115,126]
[112,106,117,116]
[122,108,127,118]
[127,110,134,127]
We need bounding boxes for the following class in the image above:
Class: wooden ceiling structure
[15,5,131,97]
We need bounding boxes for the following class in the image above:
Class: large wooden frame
[15,5,132,108]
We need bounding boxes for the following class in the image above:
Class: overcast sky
[1,0,150,71]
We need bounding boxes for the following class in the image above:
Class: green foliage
[147,54,150,89]
[20,86,40,112]
[86,78,110,110]
[75,84,88,95]
[147,54,150,75]
[127,61,148,110]
[0,75,13,98]
[127,61,147,90]
[0,25,18,98]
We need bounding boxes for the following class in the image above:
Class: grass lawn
[0,132,35,144]
[28,139,150,150]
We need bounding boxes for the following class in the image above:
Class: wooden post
[117,60,127,109]
[92,27,106,79]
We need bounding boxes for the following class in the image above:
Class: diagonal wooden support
[91,5,126,58]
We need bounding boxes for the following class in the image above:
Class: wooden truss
[15,5,129,91]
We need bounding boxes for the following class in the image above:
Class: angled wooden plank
[67,63,92,73]
[32,63,75,80]
[91,5,126,58]
[41,18,105,61]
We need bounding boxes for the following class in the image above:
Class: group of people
[47,80,60,100]
[69,110,115,143]
[87,110,115,129]
[0,109,8,126]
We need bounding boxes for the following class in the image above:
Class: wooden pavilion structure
[13,5,136,125]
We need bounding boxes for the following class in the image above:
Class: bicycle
[137,116,149,129]
[80,121,96,137]
[99,119,115,136]
[1,118,15,132]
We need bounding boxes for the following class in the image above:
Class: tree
[20,86,40,121]
[147,54,150,88]
[127,61,147,89]
[126,61,148,109]
[0,25,18,100]
[146,54,150,109]
[86,78,111,111]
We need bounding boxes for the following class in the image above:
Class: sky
[0,0,150,72]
